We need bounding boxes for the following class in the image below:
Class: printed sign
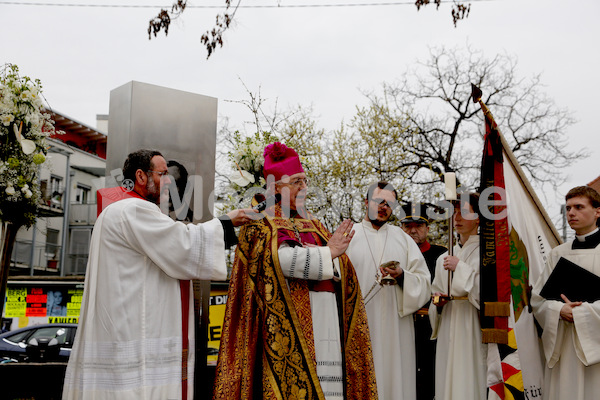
[3,282,84,327]
[207,289,228,366]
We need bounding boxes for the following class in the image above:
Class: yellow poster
[207,289,228,366]
[3,283,84,322]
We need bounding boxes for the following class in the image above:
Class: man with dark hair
[565,185,600,206]
[567,185,600,228]
[401,203,446,400]
[120,148,169,204]
[122,149,163,183]
[366,181,399,207]
[531,186,600,400]
[63,149,257,400]
[345,181,431,399]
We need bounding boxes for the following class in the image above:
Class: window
[75,183,91,204]
[40,179,49,202]
[69,229,91,255]
[50,175,62,195]
[49,175,63,208]
[46,228,60,260]
[5,330,30,343]
[6,326,75,346]
[30,327,69,345]
[68,228,92,275]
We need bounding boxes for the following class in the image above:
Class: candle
[444,172,457,200]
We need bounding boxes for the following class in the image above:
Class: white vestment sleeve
[396,234,431,317]
[278,242,335,281]
[119,199,227,281]
[532,255,570,368]
[573,301,600,366]
[531,291,565,367]
[452,259,481,309]
[429,252,448,339]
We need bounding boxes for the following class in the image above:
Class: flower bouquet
[1,64,62,316]
[228,131,277,192]
[1,64,61,228]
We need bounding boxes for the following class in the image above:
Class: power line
[0,1,481,9]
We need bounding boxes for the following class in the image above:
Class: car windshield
[5,326,70,345]
[5,331,30,343]
[30,327,69,345]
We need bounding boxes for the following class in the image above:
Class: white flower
[229,169,255,187]
[1,113,14,126]
[5,186,16,196]
[20,138,36,155]
[24,189,32,199]
[29,89,43,108]
[232,149,243,163]
[20,90,32,101]
[25,112,40,128]
[21,184,29,191]
[255,154,265,169]
[12,122,36,154]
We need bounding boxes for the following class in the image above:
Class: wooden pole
[444,172,457,297]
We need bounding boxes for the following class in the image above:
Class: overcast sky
[2,0,598,236]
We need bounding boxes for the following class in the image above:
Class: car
[0,323,77,363]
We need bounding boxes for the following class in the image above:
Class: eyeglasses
[370,198,396,209]
[280,177,309,187]
[147,170,170,177]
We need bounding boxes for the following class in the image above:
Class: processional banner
[474,84,561,400]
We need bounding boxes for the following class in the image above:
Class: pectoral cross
[290,217,302,243]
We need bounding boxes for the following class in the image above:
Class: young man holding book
[532,185,600,400]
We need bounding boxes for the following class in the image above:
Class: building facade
[10,111,107,278]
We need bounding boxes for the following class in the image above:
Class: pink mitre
[263,142,304,182]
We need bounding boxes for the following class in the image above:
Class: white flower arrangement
[227,131,275,190]
[0,64,62,227]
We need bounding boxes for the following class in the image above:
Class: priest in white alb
[346,181,431,400]
[532,186,600,400]
[62,149,257,400]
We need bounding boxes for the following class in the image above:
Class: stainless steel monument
[106,80,218,222]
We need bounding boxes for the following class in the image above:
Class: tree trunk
[0,221,20,318]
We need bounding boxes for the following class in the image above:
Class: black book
[540,257,600,303]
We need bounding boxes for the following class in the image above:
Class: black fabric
[415,242,445,400]
[401,203,431,224]
[540,257,600,303]
[423,244,447,281]
[572,229,600,250]
[414,313,435,400]
[395,273,405,287]
[218,216,238,249]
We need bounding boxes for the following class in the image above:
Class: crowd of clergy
[61,145,600,400]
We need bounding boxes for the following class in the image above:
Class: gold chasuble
[213,205,378,399]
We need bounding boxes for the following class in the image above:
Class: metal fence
[69,203,97,225]
[11,241,61,271]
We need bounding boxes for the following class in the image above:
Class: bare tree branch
[149,0,471,58]
[148,0,187,39]
[362,45,586,197]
